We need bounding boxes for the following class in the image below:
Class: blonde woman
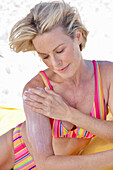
[0,1,113,169]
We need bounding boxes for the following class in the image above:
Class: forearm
[24,103,54,153]
[69,107,113,142]
[24,104,113,170]
[35,149,113,170]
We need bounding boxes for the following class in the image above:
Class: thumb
[45,87,57,95]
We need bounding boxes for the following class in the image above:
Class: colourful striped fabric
[13,123,37,170]
[39,71,53,90]
[39,60,107,139]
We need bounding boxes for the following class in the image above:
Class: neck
[67,59,91,86]
[50,59,93,88]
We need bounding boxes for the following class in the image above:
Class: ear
[75,30,83,45]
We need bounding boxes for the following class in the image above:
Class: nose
[51,55,62,67]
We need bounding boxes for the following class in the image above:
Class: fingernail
[23,94,27,100]
[24,90,33,95]
[36,87,45,91]
[24,90,28,94]
[45,87,49,90]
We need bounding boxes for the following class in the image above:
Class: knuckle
[33,102,38,107]
[45,98,52,105]
[32,107,36,112]
[35,95,39,100]
[48,94,53,100]
[47,111,51,117]
[40,90,43,95]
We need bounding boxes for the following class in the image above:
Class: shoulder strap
[93,60,106,120]
[39,71,53,90]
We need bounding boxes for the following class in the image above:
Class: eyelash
[43,48,65,60]
[56,49,64,53]
[43,56,49,60]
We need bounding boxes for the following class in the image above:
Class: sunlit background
[0,0,113,109]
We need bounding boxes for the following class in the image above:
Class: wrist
[67,106,76,124]
[68,106,82,126]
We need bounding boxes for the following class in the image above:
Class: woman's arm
[24,87,113,142]
[69,107,113,142]
[24,101,113,170]
[23,73,113,169]
[0,129,14,169]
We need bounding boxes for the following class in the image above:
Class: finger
[30,107,54,119]
[31,107,46,115]
[24,100,44,109]
[24,92,44,103]
[28,87,47,98]
[30,106,50,117]
[45,87,58,96]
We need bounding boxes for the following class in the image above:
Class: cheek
[64,52,75,62]
[65,46,76,61]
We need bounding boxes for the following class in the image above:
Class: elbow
[35,161,47,170]
[108,137,113,143]
[104,134,113,143]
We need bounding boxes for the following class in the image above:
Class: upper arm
[23,73,54,169]
[23,73,45,94]
[0,129,14,169]
[24,104,54,169]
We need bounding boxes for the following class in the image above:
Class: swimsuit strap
[38,70,95,138]
[39,71,53,90]
[93,60,106,120]
[38,65,106,139]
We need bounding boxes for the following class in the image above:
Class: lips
[57,64,70,73]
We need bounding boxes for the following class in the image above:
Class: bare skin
[24,60,94,155]
[1,26,113,169]
[1,60,113,169]
[23,62,113,170]
[22,26,113,169]
[0,129,14,170]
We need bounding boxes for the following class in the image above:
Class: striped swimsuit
[39,60,107,138]
[13,123,36,170]
[13,60,107,169]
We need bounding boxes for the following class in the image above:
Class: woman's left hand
[23,87,71,121]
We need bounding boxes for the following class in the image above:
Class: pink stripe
[93,60,101,119]
[15,142,25,153]
[40,71,53,90]
[53,120,59,138]
[15,147,28,160]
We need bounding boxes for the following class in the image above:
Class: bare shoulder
[98,60,113,72]
[23,68,50,92]
[23,68,56,93]
[0,129,15,169]
[96,61,113,104]
[98,60,113,84]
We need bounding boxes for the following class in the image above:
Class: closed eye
[38,54,49,60]
[56,48,64,53]
[43,56,49,59]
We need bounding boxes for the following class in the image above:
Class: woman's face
[32,26,83,79]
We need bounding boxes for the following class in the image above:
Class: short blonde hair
[9,1,88,53]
